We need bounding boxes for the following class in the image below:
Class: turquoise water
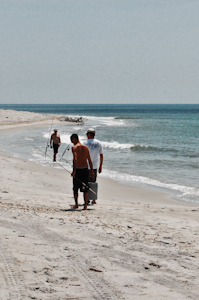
[1,104,199,203]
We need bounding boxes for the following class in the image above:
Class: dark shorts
[73,168,89,196]
[88,169,97,182]
[53,143,59,154]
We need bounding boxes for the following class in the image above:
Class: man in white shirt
[84,128,103,204]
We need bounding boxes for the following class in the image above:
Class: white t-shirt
[84,139,103,169]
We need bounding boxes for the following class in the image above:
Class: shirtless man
[50,129,61,162]
[70,133,94,210]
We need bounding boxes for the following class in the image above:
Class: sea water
[0,104,199,204]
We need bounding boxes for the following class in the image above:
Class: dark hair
[88,132,95,138]
[70,133,79,142]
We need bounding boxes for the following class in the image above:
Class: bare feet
[92,200,97,204]
[71,204,78,209]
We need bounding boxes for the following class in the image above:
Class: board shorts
[88,169,97,182]
[53,143,59,154]
[73,168,89,196]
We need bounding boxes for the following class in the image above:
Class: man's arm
[71,148,77,177]
[99,153,103,173]
[87,149,94,177]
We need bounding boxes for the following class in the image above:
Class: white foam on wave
[59,135,133,150]
[83,115,128,127]
[60,133,71,144]
[101,141,154,151]
[43,132,51,139]
[59,133,86,145]
[101,141,176,152]
[102,141,133,150]
[44,130,150,152]
[101,169,199,203]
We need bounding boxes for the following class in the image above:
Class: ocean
[1,104,199,204]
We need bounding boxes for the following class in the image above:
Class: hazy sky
[1,0,199,104]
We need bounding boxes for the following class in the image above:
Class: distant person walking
[84,128,103,204]
[70,133,94,210]
[50,129,61,162]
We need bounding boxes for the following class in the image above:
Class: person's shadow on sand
[60,205,94,212]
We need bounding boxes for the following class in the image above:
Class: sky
[0,0,199,105]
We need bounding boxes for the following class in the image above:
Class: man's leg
[83,192,88,210]
[91,169,97,204]
[71,193,78,209]
[53,144,58,162]
[71,178,79,209]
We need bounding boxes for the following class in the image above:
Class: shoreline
[0,107,197,211]
[0,109,199,299]
[1,108,196,206]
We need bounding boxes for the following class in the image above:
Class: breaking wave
[102,141,178,153]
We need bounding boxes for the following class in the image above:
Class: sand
[0,109,199,300]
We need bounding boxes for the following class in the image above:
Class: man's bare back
[72,143,90,169]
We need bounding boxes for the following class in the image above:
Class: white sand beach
[0,109,199,299]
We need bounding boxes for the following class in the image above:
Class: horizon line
[0,103,199,106]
